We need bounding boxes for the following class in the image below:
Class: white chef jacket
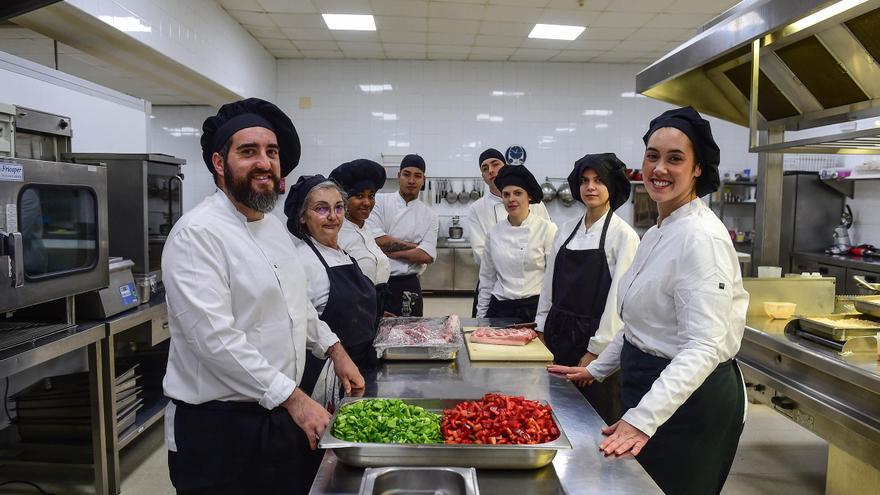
[366,192,439,277]
[534,212,640,355]
[339,218,390,286]
[476,212,558,317]
[586,198,749,438]
[162,191,339,451]
[296,236,355,315]
[467,193,550,265]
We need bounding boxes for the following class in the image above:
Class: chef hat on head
[330,159,386,197]
[200,97,301,178]
[478,148,506,167]
[493,165,543,204]
[642,106,720,197]
[284,174,329,239]
[400,154,426,172]
[568,153,631,211]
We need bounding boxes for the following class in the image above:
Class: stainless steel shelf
[750,127,880,155]
[0,323,104,378]
[118,397,169,450]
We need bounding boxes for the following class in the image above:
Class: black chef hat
[478,148,506,167]
[642,106,720,197]
[284,174,330,239]
[329,159,386,196]
[568,153,631,211]
[400,154,426,172]
[493,165,543,204]
[201,97,301,178]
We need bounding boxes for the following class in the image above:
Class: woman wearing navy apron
[283,175,379,396]
[549,107,749,495]
[475,165,557,322]
[536,153,639,425]
[329,159,392,325]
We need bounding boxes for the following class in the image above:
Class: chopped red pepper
[440,393,560,445]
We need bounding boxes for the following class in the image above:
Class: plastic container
[758,266,783,278]
[764,302,797,319]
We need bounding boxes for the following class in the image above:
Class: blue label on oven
[119,282,138,306]
[0,162,23,182]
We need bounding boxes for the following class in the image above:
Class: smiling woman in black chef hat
[550,107,749,495]
[536,153,640,425]
[475,165,558,322]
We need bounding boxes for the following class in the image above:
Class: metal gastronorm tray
[799,314,880,342]
[319,397,572,470]
[381,346,459,360]
[854,296,880,319]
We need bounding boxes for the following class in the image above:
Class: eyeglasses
[311,204,345,217]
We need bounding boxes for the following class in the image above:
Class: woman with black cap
[536,153,639,424]
[283,175,379,396]
[549,107,748,495]
[329,159,392,322]
[476,165,557,321]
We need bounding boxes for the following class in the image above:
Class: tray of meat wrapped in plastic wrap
[374,315,462,360]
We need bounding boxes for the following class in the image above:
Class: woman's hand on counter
[327,343,365,394]
[546,364,595,387]
[599,420,649,458]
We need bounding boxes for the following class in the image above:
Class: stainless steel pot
[540,180,557,202]
[557,183,575,206]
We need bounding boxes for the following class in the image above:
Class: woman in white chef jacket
[549,107,749,495]
[476,165,557,322]
[535,153,639,424]
[329,159,392,321]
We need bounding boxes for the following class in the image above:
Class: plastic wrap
[374,315,462,360]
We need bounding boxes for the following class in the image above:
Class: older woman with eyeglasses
[283,175,379,396]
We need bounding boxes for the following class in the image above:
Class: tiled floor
[0,296,828,494]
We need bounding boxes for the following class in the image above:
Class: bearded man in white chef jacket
[366,154,439,317]
[162,98,363,495]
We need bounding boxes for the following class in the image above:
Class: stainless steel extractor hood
[636,0,880,154]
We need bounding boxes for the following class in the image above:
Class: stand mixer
[827,205,853,255]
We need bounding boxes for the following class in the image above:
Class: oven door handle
[0,231,23,288]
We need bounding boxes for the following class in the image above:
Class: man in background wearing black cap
[467,148,550,316]
[162,98,363,494]
[366,154,439,316]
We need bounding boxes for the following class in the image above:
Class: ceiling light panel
[322,14,377,31]
[528,23,586,41]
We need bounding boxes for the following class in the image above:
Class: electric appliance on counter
[827,205,854,255]
[75,257,140,319]
[779,172,844,273]
[64,153,184,285]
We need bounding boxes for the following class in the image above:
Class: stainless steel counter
[309,318,660,494]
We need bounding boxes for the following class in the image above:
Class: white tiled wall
[273,59,757,228]
[67,0,276,100]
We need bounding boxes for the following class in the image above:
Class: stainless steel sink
[358,467,479,495]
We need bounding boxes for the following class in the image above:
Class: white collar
[659,197,704,229]
[583,210,611,234]
[506,211,534,228]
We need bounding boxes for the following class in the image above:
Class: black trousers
[485,295,540,322]
[579,370,621,426]
[384,274,423,316]
[168,400,316,495]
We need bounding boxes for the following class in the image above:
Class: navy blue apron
[374,282,390,324]
[384,274,423,316]
[543,213,619,423]
[620,339,745,495]
[299,239,379,396]
[486,295,540,322]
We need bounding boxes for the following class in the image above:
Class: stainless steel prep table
[738,316,880,491]
[309,318,660,495]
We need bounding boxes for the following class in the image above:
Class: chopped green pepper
[332,399,442,444]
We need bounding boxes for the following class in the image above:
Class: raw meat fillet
[470,326,537,346]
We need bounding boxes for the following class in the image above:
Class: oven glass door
[19,185,99,280]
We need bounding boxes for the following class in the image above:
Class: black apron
[486,294,540,322]
[543,213,620,423]
[384,274,423,316]
[299,239,379,396]
[168,400,313,495]
[621,339,745,495]
[375,282,390,324]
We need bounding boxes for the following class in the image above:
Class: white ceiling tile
[281,27,336,40]
[428,32,476,46]
[614,39,671,51]
[271,14,325,28]
[294,40,341,50]
[537,9,600,25]
[551,50,604,61]
[509,48,559,61]
[428,52,470,60]
[259,38,298,49]
[546,0,610,9]
[428,44,472,54]
[257,0,317,13]
[478,21,531,36]
[374,15,429,32]
[468,52,510,60]
[270,48,305,57]
[370,0,428,17]
[565,38,619,50]
[313,0,372,13]
[519,37,570,49]
[666,0,739,15]
[379,31,427,43]
[432,0,486,4]
[650,13,714,28]
[330,30,380,41]
[482,5,543,23]
[473,34,523,48]
[429,18,481,34]
[579,26,636,40]
[488,0,550,6]
[247,26,287,38]
[470,45,516,54]
[382,43,429,53]
[345,51,385,58]
[338,41,383,51]
[593,11,654,28]
[626,27,693,42]
[218,0,264,11]
[604,0,675,12]
[428,2,485,20]
[385,51,427,59]
[300,49,346,58]
[228,10,276,27]
[590,54,639,63]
